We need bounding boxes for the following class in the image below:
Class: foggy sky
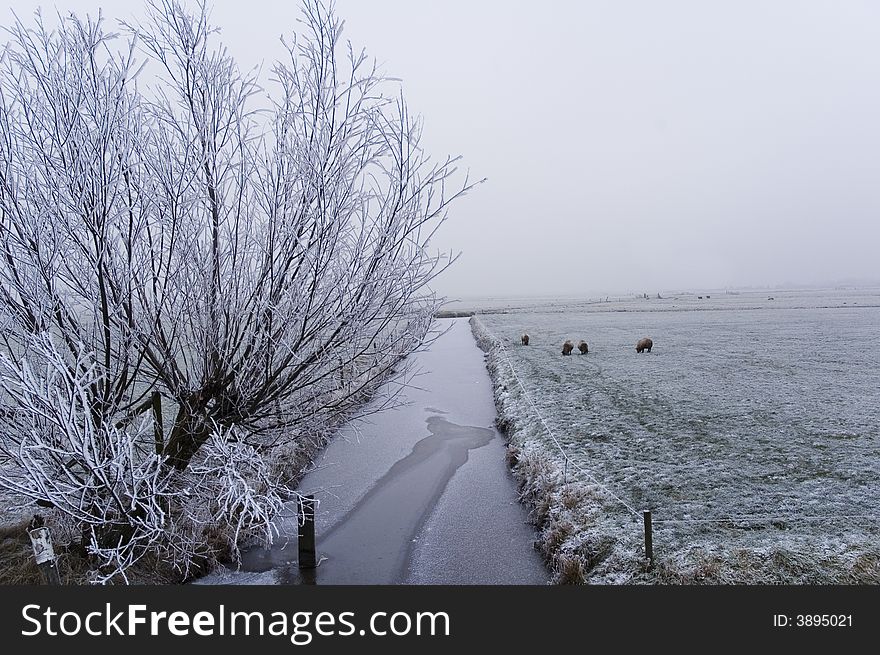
[5,1,880,298]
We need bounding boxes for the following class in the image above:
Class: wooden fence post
[151,391,164,455]
[298,495,317,569]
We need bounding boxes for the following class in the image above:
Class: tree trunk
[163,402,213,470]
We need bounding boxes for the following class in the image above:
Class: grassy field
[472,288,880,583]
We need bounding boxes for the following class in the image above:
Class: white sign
[28,527,55,564]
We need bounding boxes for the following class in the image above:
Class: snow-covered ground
[472,288,880,583]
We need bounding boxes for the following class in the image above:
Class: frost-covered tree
[0,0,475,581]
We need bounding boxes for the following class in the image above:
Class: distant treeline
[434,310,476,318]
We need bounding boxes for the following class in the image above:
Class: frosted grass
[473,288,880,582]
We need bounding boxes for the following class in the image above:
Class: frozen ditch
[197,318,548,585]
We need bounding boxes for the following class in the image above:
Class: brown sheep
[636,337,653,353]
[562,340,574,356]
[577,340,588,354]
[521,334,530,346]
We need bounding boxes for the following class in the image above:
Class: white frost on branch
[0,333,173,583]
[0,0,478,582]
[187,423,293,561]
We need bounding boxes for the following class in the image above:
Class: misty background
[5,0,880,298]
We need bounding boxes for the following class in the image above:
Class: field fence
[476,319,880,540]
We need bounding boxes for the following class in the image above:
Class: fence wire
[486,330,640,517]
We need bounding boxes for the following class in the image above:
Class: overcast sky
[4,1,880,298]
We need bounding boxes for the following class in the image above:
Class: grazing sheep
[562,340,574,356]
[636,337,653,353]
[577,340,588,354]
[521,334,530,346]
